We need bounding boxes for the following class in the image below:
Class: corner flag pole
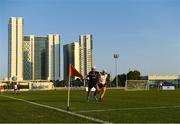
[67,75,71,111]
[67,64,83,111]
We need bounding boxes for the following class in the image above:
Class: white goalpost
[125,80,149,91]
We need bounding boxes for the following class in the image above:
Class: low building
[148,75,180,88]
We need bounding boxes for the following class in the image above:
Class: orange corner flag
[69,64,83,79]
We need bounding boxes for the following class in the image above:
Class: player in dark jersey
[86,66,99,101]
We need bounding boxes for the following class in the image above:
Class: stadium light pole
[113,54,119,88]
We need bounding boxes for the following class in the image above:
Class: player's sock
[93,96,97,101]
[98,97,103,102]
[86,96,90,101]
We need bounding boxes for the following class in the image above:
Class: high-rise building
[63,42,80,80]
[63,34,93,80]
[79,34,93,77]
[8,17,61,81]
[47,34,61,81]
[24,35,47,80]
[23,35,34,80]
[8,17,24,81]
[23,34,60,81]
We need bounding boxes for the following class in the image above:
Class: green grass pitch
[0,89,180,123]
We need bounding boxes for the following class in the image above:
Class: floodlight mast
[113,54,119,88]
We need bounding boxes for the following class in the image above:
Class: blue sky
[0,0,179,79]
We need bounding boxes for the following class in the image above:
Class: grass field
[0,89,180,123]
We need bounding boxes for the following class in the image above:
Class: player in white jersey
[94,70,108,101]
[14,83,18,93]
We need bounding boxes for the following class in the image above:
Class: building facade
[47,34,61,81]
[8,17,24,81]
[63,42,80,80]
[23,35,33,80]
[79,34,93,77]
[63,34,93,80]
[23,34,60,81]
[24,35,47,80]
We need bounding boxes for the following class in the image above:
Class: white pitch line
[1,95,111,123]
[77,105,180,113]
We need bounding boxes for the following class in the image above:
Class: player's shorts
[88,82,96,89]
[98,83,107,89]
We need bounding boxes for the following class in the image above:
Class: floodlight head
[113,54,119,58]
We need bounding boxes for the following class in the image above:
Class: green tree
[111,73,126,87]
[111,76,116,87]
[71,78,83,87]
[127,70,141,80]
[106,73,111,86]
[58,80,68,87]
[119,73,126,87]
[111,70,142,87]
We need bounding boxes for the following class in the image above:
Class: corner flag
[69,64,83,79]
